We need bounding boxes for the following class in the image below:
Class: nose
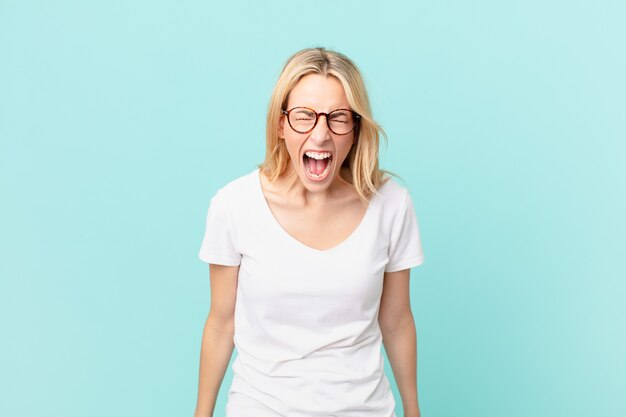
[309,114,331,143]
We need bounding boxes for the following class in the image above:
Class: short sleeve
[385,190,425,273]
[198,190,241,266]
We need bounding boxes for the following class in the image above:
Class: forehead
[287,74,349,110]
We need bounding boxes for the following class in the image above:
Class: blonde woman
[194,47,425,417]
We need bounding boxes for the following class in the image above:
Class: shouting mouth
[302,151,333,181]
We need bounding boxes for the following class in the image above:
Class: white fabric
[198,168,425,417]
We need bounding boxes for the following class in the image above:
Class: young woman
[194,47,425,417]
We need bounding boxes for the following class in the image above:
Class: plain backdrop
[1,1,624,416]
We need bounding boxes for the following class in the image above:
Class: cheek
[339,141,355,156]
[283,138,301,159]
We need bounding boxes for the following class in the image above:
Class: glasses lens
[288,108,316,133]
[328,109,355,135]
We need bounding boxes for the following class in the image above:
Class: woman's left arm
[378,268,421,417]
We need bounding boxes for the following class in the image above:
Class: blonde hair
[257,47,401,204]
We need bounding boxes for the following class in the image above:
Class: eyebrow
[291,107,350,113]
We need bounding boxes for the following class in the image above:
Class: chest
[264,196,368,251]
[232,184,392,311]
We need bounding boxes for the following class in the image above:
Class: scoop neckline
[254,168,377,254]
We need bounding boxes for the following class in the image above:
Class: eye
[294,110,315,120]
[330,111,350,123]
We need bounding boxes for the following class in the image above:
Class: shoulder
[376,174,410,209]
[211,168,258,205]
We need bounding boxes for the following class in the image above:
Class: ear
[277,114,285,138]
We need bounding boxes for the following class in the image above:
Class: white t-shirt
[198,167,425,417]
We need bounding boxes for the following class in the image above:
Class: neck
[277,163,352,206]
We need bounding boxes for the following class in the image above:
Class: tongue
[306,156,329,175]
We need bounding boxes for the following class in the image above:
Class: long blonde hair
[257,47,401,203]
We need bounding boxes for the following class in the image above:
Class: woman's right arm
[193,263,240,417]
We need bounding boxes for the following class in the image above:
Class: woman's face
[278,73,356,192]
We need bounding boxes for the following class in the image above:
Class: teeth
[306,155,332,179]
[304,151,332,160]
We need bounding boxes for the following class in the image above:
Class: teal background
[1,0,624,416]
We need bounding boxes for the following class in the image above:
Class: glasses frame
[282,106,361,136]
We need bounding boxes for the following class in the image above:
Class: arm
[378,268,421,417]
[193,263,240,417]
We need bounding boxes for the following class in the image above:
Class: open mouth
[302,151,333,180]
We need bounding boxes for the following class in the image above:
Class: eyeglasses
[282,107,361,135]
